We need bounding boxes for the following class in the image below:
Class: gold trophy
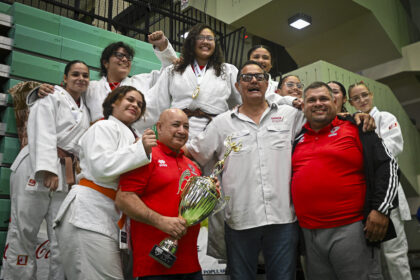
[149,136,241,268]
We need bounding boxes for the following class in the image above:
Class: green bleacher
[0,1,172,264]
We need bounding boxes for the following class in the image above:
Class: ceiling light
[288,13,312,30]
[180,31,189,39]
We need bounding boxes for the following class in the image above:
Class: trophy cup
[149,136,242,268]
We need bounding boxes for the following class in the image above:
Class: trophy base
[149,244,177,268]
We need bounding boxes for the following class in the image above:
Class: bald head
[157,109,189,153]
[158,108,187,123]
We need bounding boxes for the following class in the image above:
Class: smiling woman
[140,23,242,141]
[54,85,157,280]
[29,31,178,126]
[3,60,91,279]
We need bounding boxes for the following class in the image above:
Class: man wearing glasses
[187,60,305,280]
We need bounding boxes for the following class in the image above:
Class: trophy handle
[177,170,191,195]
[211,187,228,215]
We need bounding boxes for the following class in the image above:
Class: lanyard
[192,60,207,99]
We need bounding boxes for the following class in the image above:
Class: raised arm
[148,31,178,68]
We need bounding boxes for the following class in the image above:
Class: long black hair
[329,81,348,113]
[174,23,225,77]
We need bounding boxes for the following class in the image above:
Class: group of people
[2,21,412,280]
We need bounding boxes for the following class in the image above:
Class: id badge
[119,217,131,251]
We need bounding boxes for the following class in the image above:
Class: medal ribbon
[192,60,207,99]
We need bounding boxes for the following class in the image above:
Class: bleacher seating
[0,1,175,265]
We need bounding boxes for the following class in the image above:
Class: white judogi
[140,64,295,141]
[26,43,177,124]
[86,44,177,122]
[3,86,90,280]
[138,63,241,140]
[265,78,295,108]
[369,106,412,280]
[54,116,150,280]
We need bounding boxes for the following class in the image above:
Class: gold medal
[192,86,200,99]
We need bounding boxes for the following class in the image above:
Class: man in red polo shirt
[116,109,202,280]
[292,82,399,280]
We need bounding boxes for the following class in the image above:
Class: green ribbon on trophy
[149,136,242,268]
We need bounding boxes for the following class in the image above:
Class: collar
[157,141,184,158]
[55,85,84,109]
[304,116,343,134]
[231,100,277,118]
[369,106,379,117]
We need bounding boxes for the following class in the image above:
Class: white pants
[381,208,412,280]
[55,202,124,280]
[3,157,66,280]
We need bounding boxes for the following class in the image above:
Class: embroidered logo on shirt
[271,116,284,123]
[28,179,36,187]
[328,126,340,137]
[158,159,167,167]
[17,255,28,266]
[389,122,398,130]
[188,164,198,176]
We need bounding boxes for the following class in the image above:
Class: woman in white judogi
[348,82,412,280]
[140,23,241,140]
[30,31,177,125]
[54,86,156,280]
[3,61,91,280]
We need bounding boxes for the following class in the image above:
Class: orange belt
[79,178,125,229]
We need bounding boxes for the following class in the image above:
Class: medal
[192,86,200,99]
[192,60,206,99]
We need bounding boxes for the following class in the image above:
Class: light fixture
[288,13,312,30]
[180,31,189,39]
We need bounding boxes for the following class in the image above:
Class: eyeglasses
[196,35,215,42]
[113,52,133,61]
[240,73,268,82]
[349,92,370,103]
[285,82,304,89]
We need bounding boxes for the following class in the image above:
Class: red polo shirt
[119,141,201,277]
[291,117,366,229]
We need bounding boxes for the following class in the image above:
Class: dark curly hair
[102,86,146,122]
[174,23,225,77]
[100,42,135,77]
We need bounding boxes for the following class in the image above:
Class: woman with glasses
[276,75,304,98]
[348,82,412,280]
[143,23,241,140]
[30,31,177,124]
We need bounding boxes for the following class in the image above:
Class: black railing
[1,0,245,67]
